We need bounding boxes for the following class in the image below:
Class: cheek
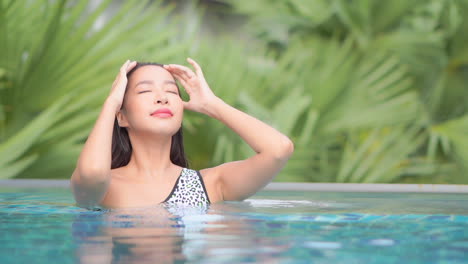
[126,93,152,109]
[170,97,184,122]
[172,96,184,110]
[122,97,148,122]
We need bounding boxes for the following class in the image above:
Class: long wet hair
[111,62,188,169]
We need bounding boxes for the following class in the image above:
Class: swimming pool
[1,185,467,263]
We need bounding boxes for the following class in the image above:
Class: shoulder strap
[195,170,211,204]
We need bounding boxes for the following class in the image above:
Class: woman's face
[118,65,183,136]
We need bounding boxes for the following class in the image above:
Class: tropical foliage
[1,0,467,183]
[0,0,193,179]
[209,0,468,183]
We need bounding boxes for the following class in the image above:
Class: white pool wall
[1,180,468,193]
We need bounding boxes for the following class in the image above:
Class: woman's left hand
[163,58,220,116]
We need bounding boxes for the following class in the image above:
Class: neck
[125,131,175,179]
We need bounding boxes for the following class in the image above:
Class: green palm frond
[337,125,428,183]
[323,52,426,132]
[432,115,468,174]
[333,0,425,45]
[217,0,467,183]
[3,0,467,184]
[0,94,71,178]
[0,0,192,178]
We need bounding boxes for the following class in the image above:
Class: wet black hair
[111,62,188,169]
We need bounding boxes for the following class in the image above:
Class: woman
[71,58,294,209]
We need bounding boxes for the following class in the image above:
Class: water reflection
[73,205,184,263]
[70,197,468,263]
[1,190,466,263]
[72,202,290,263]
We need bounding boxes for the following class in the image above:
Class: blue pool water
[0,188,467,264]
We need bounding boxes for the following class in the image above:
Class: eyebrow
[134,80,177,88]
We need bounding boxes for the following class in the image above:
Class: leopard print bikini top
[162,168,211,207]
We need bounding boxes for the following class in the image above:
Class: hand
[164,58,220,115]
[107,60,138,112]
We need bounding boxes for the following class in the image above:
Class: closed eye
[167,91,178,95]
[138,90,151,94]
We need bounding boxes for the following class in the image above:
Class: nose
[154,91,168,104]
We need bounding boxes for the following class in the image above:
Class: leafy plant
[214,0,468,183]
[0,0,192,179]
[2,0,467,184]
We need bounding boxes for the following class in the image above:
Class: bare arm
[71,60,137,208]
[164,59,294,201]
[205,98,294,200]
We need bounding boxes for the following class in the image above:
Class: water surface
[0,188,467,263]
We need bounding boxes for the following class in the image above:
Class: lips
[151,108,173,118]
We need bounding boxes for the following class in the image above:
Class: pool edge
[264,182,468,193]
[1,179,468,193]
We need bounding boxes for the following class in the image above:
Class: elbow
[284,137,295,158]
[75,161,111,183]
[273,136,294,160]
[71,169,110,208]
[74,166,110,185]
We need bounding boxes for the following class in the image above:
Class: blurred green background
[1,0,467,183]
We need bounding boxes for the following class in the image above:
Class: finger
[165,64,194,79]
[166,66,191,79]
[126,61,138,73]
[120,60,130,72]
[171,70,192,83]
[171,73,192,94]
[187,58,204,77]
[115,61,133,87]
[174,76,195,98]
[168,69,186,80]
[126,60,135,70]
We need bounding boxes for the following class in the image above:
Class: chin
[149,124,181,136]
[129,117,182,136]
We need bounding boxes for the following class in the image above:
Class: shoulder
[198,167,224,203]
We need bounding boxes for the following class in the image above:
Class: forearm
[207,97,293,159]
[76,99,117,180]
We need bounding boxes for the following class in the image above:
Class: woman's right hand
[107,60,138,112]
